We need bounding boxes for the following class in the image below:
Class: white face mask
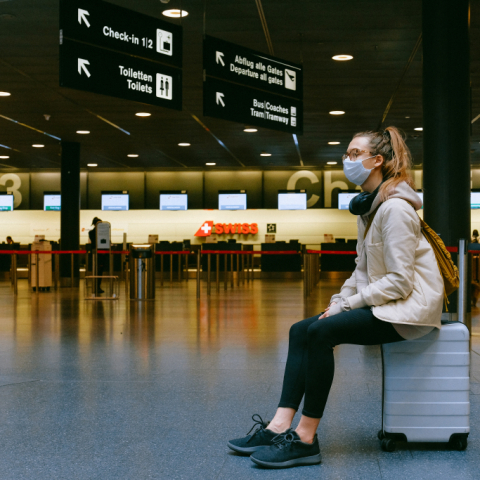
[343,156,375,186]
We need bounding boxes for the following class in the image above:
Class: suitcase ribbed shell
[382,323,470,443]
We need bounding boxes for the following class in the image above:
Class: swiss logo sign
[195,221,258,237]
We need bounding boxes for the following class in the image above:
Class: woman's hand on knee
[318,302,336,319]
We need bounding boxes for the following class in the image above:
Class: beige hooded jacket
[330,182,444,334]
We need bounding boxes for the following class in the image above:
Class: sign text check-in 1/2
[59,0,182,68]
[60,39,182,110]
[203,35,302,100]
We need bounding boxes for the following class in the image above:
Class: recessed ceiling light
[0,92,11,97]
[329,111,345,115]
[405,116,410,119]
[414,127,423,131]
[32,144,44,148]
[327,161,338,165]
[206,162,216,166]
[162,9,189,18]
[178,143,191,147]
[127,154,139,158]
[332,55,353,61]
[135,112,151,117]
[244,127,258,133]
[0,156,9,159]
[76,130,90,134]
[260,151,272,157]
[87,163,98,167]
[328,141,340,145]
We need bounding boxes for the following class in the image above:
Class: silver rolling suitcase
[378,321,470,451]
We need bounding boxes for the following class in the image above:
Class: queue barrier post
[178,254,181,282]
[170,254,173,285]
[70,253,74,288]
[216,254,220,292]
[207,253,211,296]
[196,250,201,300]
[160,255,164,287]
[36,253,39,295]
[236,254,240,287]
[13,253,17,295]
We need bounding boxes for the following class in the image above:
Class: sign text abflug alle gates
[59,0,182,110]
[203,35,303,134]
[195,221,259,237]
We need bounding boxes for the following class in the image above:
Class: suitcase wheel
[450,436,468,451]
[381,438,396,452]
[377,430,385,441]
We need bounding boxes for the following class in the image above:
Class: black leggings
[278,307,404,418]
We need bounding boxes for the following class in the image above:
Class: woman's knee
[307,319,335,345]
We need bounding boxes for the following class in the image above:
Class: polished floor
[0,278,479,479]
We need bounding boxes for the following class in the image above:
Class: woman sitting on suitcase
[227,126,444,469]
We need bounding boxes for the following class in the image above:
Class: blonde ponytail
[353,126,416,201]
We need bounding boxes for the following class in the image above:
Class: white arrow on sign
[216,92,225,107]
[216,51,225,67]
[78,8,91,27]
[78,58,91,77]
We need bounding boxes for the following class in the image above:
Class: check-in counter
[320,241,357,273]
[260,241,302,272]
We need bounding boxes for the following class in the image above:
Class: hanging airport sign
[60,39,182,110]
[203,35,302,100]
[59,0,182,68]
[203,77,302,134]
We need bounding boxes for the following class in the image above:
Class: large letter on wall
[287,171,320,207]
[0,174,22,208]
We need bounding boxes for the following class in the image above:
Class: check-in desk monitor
[278,190,307,210]
[0,193,14,211]
[338,191,360,210]
[472,191,480,209]
[44,192,61,211]
[218,191,247,210]
[160,191,188,211]
[101,191,129,211]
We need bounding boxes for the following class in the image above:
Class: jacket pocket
[366,242,387,279]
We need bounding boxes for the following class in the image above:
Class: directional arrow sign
[60,39,182,110]
[216,51,225,67]
[78,8,90,27]
[216,92,225,107]
[78,58,91,77]
[204,35,302,101]
[204,78,302,134]
[60,0,182,68]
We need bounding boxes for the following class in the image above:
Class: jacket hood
[364,181,422,217]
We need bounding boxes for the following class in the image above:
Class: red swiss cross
[195,221,213,237]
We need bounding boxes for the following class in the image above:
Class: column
[422,0,471,316]
[60,141,81,286]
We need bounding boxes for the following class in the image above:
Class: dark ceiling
[0,0,479,170]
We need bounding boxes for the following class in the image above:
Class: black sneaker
[227,414,278,455]
[250,429,322,469]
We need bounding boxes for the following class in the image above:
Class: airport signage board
[59,0,182,67]
[203,35,302,100]
[60,39,182,110]
[195,221,259,237]
[203,77,302,134]
[203,36,303,132]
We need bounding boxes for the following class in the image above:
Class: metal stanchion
[13,253,17,295]
[216,253,220,292]
[230,254,234,288]
[251,252,254,282]
[196,250,201,299]
[178,253,181,282]
[457,239,468,324]
[160,255,164,287]
[303,253,308,298]
[54,253,58,291]
[170,253,173,285]
[36,253,40,295]
[241,254,245,285]
[185,252,189,282]
[224,253,227,290]
[236,253,240,287]
[125,252,129,296]
[70,253,74,288]
[207,253,211,296]
[109,251,113,294]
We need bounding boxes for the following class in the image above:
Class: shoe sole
[227,442,269,455]
[250,453,322,469]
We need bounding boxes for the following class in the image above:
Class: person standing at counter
[89,217,105,294]
[227,126,444,469]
